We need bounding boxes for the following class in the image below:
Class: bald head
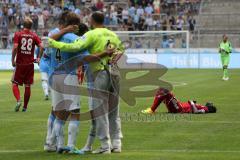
[23,18,33,29]
[223,34,228,43]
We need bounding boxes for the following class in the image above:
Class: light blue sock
[46,113,56,144]
[67,121,80,148]
[54,119,65,149]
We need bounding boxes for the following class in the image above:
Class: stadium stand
[0,0,239,48]
[196,0,240,47]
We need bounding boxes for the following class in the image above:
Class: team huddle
[11,11,124,155]
[11,11,217,156]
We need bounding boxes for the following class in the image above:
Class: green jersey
[48,28,124,72]
[219,41,232,55]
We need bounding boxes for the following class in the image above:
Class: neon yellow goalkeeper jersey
[48,28,124,72]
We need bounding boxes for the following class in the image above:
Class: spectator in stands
[52,5,62,21]
[67,2,76,11]
[81,0,86,5]
[138,18,146,30]
[96,0,104,11]
[168,36,175,48]
[161,38,169,48]
[169,15,176,30]
[28,1,35,13]
[188,16,196,32]
[110,9,118,25]
[116,6,122,24]
[0,6,9,49]
[153,0,160,13]
[153,16,160,30]
[15,12,24,30]
[176,16,184,30]
[162,17,167,30]
[7,5,13,24]
[74,7,81,16]
[133,11,140,29]
[31,12,38,32]
[122,7,129,25]
[135,38,142,48]
[181,39,186,48]
[145,3,154,15]
[136,5,144,17]
[43,0,48,5]
[42,7,49,25]
[145,14,154,30]
[37,11,44,31]
[0,0,201,49]
[104,10,111,25]
[127,17,134,31]
[128,4,136,18]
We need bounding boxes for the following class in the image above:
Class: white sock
[46,113,55,144]
[100,139,111,150]
[112,139,122,149]
[84,135,95,149]
[67,120,80,148]
[49,125,56,146]
[42,80,49,96]
[54,119,65,149]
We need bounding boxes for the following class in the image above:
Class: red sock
[151,95,162,112]
[12,84,20,102]
[23,86,31,109]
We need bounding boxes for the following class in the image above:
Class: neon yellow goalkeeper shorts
[221,54,230,66]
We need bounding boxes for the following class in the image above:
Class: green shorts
[221,54,230,66]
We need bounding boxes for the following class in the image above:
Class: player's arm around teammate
[45,17,116,154]
[48,12,124,154]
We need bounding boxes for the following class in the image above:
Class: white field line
[165,81,188,87]
[0,149,240,154]
[0,119,240,124]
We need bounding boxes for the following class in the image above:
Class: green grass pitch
[0,69,240,160]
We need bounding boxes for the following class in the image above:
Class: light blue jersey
[48,28,89,75]
[36,47,50,73]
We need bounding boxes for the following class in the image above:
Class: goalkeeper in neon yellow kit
[48,12,124,154]
[219,34,232,81]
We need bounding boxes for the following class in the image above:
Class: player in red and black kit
[141,88,217,114]
[11,18,44,112]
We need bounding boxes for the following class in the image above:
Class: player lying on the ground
[11,18,43,112]
[141,88,217,114]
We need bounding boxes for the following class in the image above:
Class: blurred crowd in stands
[0,0,200,49]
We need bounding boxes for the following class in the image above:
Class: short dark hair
[23,18,33,29]
[58,11,69,25]
[77,23,89,36]
[66,12,80,26]
[91,12,105,24]
[205,102,217,113]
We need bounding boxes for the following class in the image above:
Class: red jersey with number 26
[13,29,41,65]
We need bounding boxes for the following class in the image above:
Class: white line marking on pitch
[0,150,39,153]
[0,149,240,154]
[1,119,240,124]
[130,149,240,153]
[164,81,188,87]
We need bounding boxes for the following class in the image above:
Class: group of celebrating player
[11,11,123,155]
[10,10,217,156]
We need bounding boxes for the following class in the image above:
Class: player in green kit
[219,34,232,81]
[48,12,124,154]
